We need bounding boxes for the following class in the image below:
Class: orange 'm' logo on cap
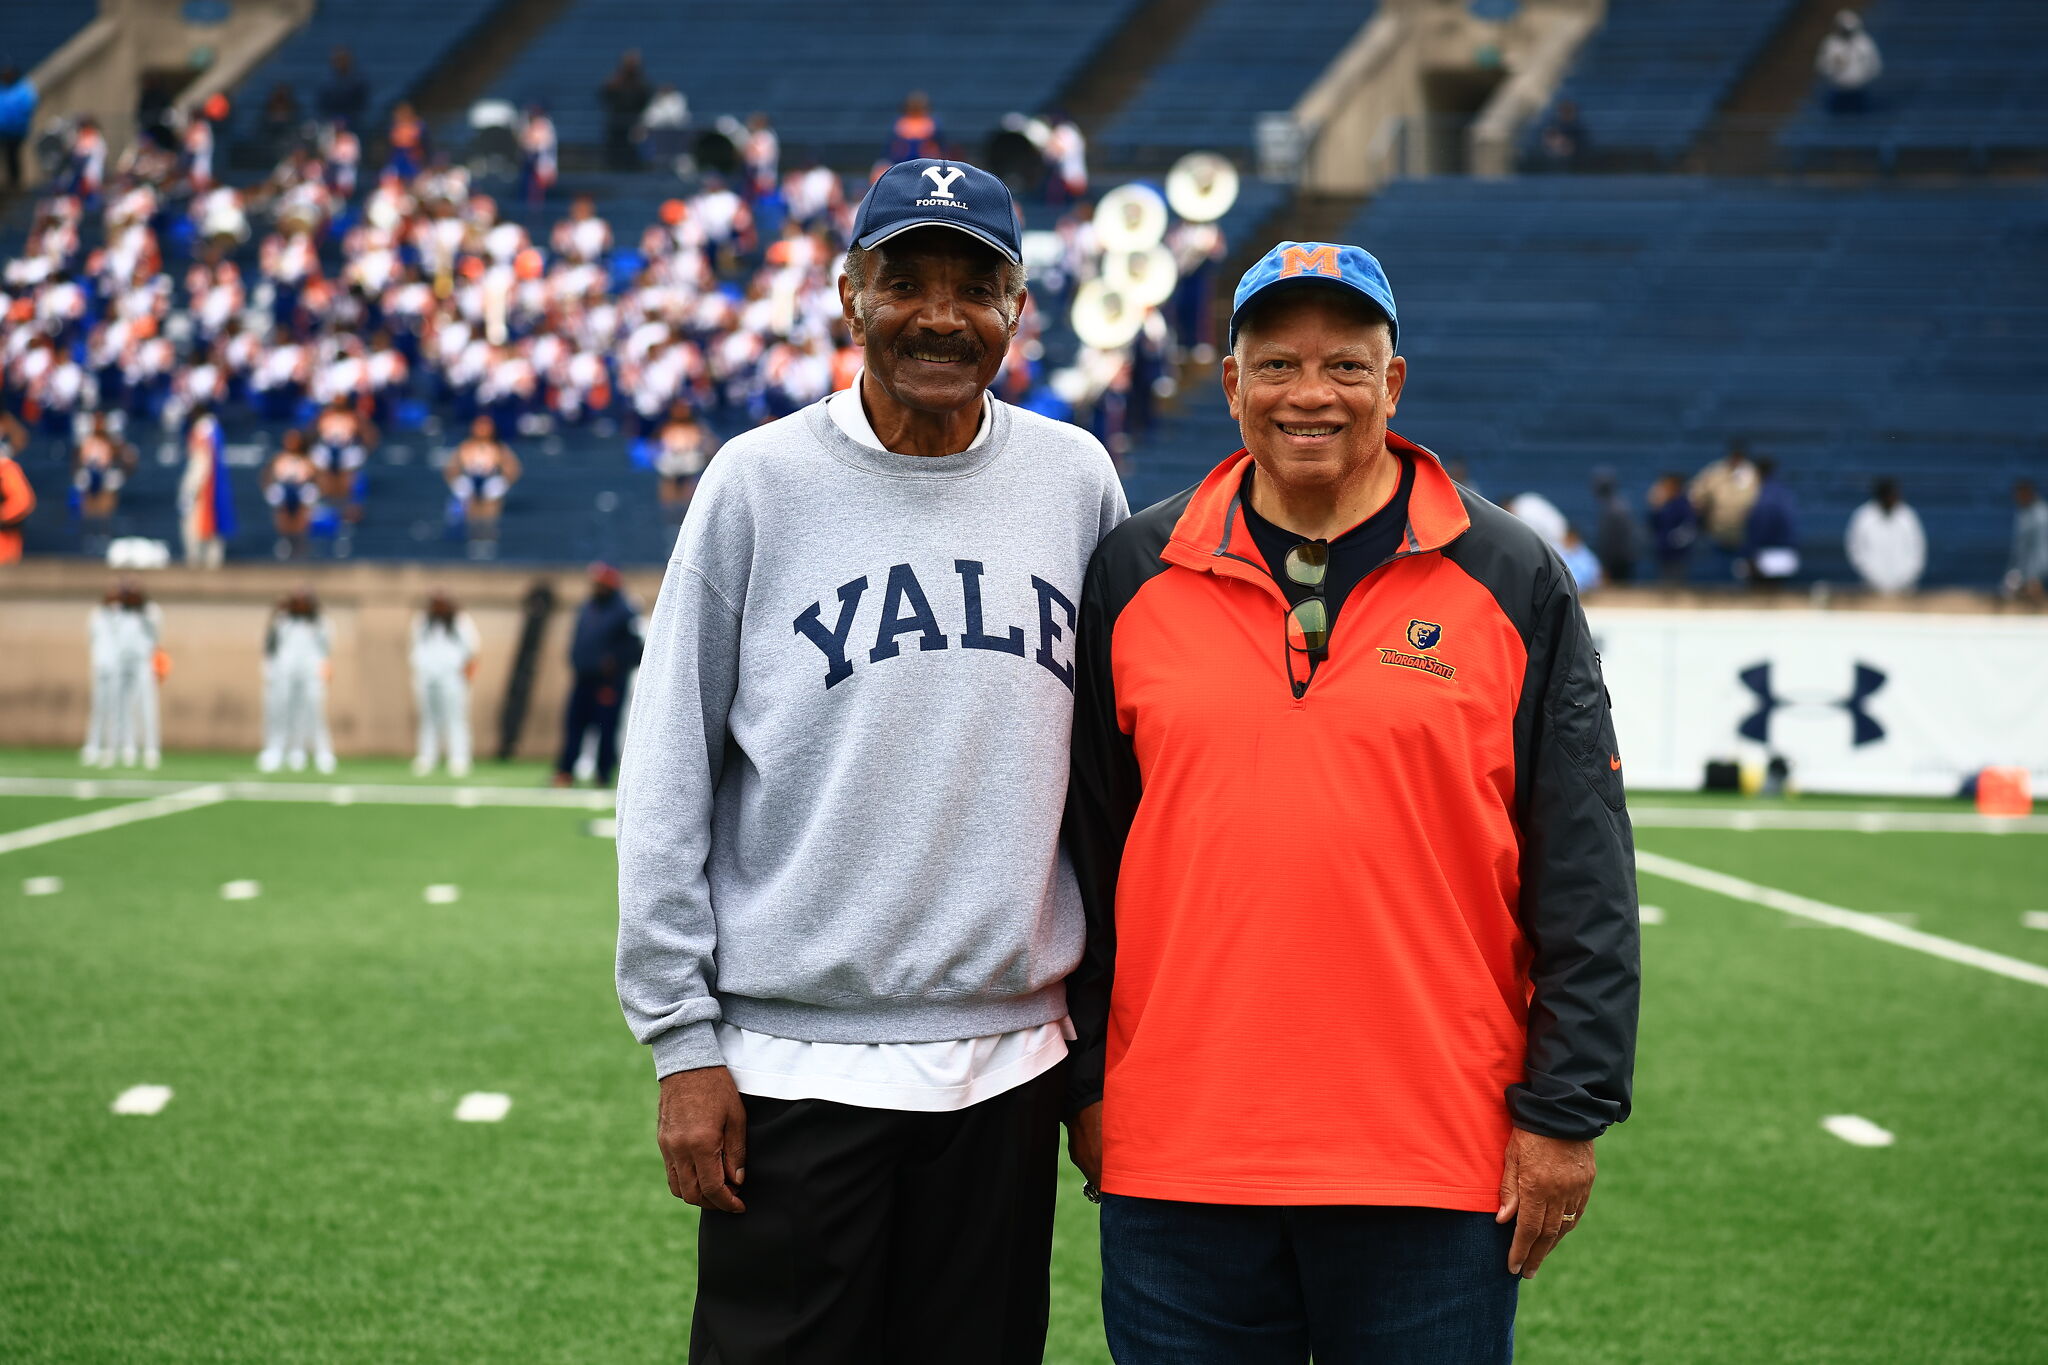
[1278,245,1341,279]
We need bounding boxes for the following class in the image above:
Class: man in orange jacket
[1066,242,1639,1363]
[0,410,35,564]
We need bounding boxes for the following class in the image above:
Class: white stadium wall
[1589,608,2048,797]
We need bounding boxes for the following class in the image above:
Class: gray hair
[842,242,1026,326]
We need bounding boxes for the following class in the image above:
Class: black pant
[690,1063,1064,1364]
[556,672,622,782]
[0,135,22,189]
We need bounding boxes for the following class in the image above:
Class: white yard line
[0,784,228,857]
[1631,807,2048,835]
[0,776,612,810]
[1636,850,2048,991]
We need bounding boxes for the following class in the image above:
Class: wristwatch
[1082,1181,1102,1205]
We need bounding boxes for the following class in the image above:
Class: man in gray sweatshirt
[615,158,1126,1364]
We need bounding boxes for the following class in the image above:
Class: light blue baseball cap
[1229,240,1398,351]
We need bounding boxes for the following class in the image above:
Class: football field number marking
[1821,1115,1895,1148]
[23,876,63,896]
[454,1092,512,1123]
[0,785,227,857]
[1636,850,2048,990]
[111,1085,174,1116]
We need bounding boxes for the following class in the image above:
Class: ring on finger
[1560,1211,1580,1224]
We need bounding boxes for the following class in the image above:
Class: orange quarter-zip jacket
[1065,435,1638,1209]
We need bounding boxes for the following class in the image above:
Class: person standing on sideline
[1689,440,1760,581]
[2004,478,2048,602]
[1743,456,1801,589]
[83,582,160,768]
[1846,475,1925,595]
[259,588,334,774]
[411,591,479,777]
[614,158,1125,1364]
[553,564,640,788]
[179,403,235,567]
[1591,468,1644,584]
[1646,471,1697,583]
[1066,241,1637,1364]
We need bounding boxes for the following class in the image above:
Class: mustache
[895,332,982,362]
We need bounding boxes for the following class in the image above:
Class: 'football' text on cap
[851,158,1023,265]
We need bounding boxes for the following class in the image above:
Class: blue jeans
[1101,1196,1518,1365]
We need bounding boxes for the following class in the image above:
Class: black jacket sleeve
[1063,551,1143,1118]
[1507,571,1640,1140]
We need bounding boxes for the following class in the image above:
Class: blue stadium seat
[1780,0,2048,165]
[1098,2,1378,162]
[0,8,91,77]
[491,2,1142,163]
[229,1,510,143]
[1531,0,1801,164]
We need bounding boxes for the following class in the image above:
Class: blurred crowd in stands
[0,53,1133,548]
[1499,442,2048,603]
[0,43,1213,565]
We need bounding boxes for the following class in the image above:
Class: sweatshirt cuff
[650,1019,725,1079]
[1505,1082,1621,1142]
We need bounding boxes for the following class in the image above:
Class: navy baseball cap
[1229,241,1398,351]
[852,158,1022,265]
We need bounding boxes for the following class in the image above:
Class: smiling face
[1224,287,1404,494]
[840,228,1021,417]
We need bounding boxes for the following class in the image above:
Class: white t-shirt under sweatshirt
[708,377,1080,1112]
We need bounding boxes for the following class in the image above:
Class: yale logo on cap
[920,166,966,203]
[1279,244,1341,279]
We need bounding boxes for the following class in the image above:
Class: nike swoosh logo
[1609,754,1622,771]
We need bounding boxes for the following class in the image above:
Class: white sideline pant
[265,665,332,763]
[110,660,159,760]
[414,669,471,772]
[85,666,120,758]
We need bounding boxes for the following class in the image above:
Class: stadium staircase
[1529,0,1804,170]
[1686,0,1876,174]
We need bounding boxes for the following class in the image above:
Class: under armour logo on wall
[1738,662,1887,747]
[922,166,965,200]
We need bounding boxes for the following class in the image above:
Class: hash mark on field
[220,880,262,900]
[23,875,63,896]
[2022,912,2048,931]
[586,818,617,839]
[424,884,461,904]
[1635,850,2048,990]
[1639,905,1666,925]
[111,1085,174,1116]
[454,1092,512,1122]
[1821,1114,1894,1148]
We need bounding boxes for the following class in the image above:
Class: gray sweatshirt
[616,396,1128,1077]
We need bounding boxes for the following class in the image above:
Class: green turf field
[2,752,2043,1362]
